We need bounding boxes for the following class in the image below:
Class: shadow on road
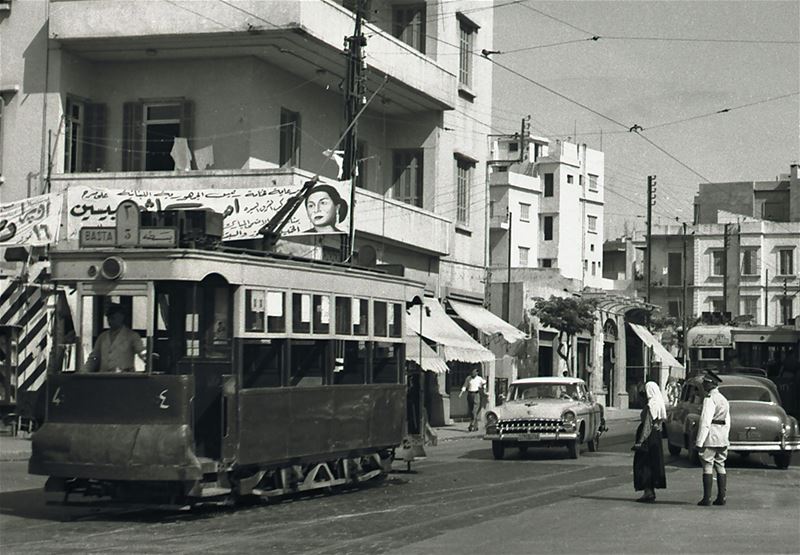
[575,494,694,506]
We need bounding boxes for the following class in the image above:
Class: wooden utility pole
[765,269,769,326]
[645,175,656,305]
[506,210,512,323]
[722,223,729,316]
[682,221,688,371]
[341,0,366,262]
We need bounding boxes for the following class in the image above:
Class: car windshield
[719,385,774,403]
[510,383,582,401]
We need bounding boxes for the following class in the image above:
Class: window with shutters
[279,108,301,168]
[392,4,426,52]
[588,174,599,191]
[457,15,477,88]
[122,99,192,171]
[741,297,758,320]
[543,215,554,241]
[587,215,597,233]
[741,248,759,275]
[667,252,682,286]
[544,173,554,197]
[778,248,795,275]
[65,97,107,173]
[519,246,529,266]
[710,250,724,277]
[455,155,474,225]
[392,149,423,207]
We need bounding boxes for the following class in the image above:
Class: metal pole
[645,176,653,305]
[682,222,688,371]
[765,269,769,326]
[722,223,729,316]
[506,211,512,323]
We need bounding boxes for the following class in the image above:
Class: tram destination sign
[79,227,177,248]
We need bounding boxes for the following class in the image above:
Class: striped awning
[406,298,494,364]
[405,333,449,374]
[448,300,527,345]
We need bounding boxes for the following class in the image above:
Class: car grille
[497,418,563,433]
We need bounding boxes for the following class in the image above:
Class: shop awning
[407,298,495,364]
[448,300,528,345]
[405,333,449,374]
[629,323,684,371]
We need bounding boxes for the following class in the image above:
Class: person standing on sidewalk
[459,368,487,432]
[695,371,730,506]
[632,381,667,502]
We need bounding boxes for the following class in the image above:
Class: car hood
[495,399,583,420]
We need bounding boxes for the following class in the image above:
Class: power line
[518,3,596,37]
[495,37,593,55]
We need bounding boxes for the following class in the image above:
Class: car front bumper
[484,431,578,442]
[729,439,800,452]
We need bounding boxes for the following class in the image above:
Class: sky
[489,0,800,238]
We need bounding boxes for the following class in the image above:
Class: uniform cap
[701,370,722,386]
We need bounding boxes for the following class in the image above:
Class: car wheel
[567,439,580,459]
[774,452,792,469]
[667,442,681,456]
[588,432,600,452]
[492,441,505,460]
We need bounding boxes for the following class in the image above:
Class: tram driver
[82,303,146,373]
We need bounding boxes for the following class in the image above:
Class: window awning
[407,298,495,364]
[405,333,449,374]
[448,300,528,345]
[629,323,684,371]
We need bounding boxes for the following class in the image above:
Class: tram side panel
[236,385,405,466]
[29,373,202,482]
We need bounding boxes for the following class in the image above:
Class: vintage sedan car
[484,377,605,460]
[665,372,800,469]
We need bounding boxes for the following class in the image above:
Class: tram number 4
[159,389,170,409]
[51,387,63,406]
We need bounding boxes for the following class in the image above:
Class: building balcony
[49,167,451,256]
[489,214,509,231]
[49,0,456,113]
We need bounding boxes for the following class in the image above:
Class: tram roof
[49,247,424,292]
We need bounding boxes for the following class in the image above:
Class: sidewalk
[434,406,640,442]
[0,434,32,462]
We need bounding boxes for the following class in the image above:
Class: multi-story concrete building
[0,1,511,423]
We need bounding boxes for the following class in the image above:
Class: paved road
[1,420,798,554]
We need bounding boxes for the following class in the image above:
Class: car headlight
[562,411,576,431]
[486,412,499,427]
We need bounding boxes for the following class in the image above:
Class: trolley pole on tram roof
[341,0,367,263]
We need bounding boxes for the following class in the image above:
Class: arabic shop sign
[66,182,351,242]
[0,193,63,247]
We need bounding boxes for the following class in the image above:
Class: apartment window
[543,215,553,241]
[455,156,474,225]
[64,98,84,173]
[711,298,725,313]
[780,297,794,325]
[667,252,682,286]
[279,108,301,167]
[591,261,596,276]
[590,244,595,252]
[579,175,584,187]
[393,4,426,53]
[566,174,574,184]
[393,149,424,207]
[778,248,795,275]
[741,248,759,275]
[458,15,477,88]
[667,300,681,318]
[519,202,531,222]
[741,297,759,320]
[540,258,553,268]
[587,215,597,233]
[588,174,599,191]
[122,99,191,171]
[544,173,554,197]
[711,250,724,277]
[519,247,529,267]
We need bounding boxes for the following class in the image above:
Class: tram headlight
[100,256,125,280]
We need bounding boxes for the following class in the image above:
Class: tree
[532,296,597,374]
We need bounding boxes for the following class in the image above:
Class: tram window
[373,342,402,384]
[290,339,327,387]
[313,294,331,334]
[242,340,283,388]
[80,294,147,372]
[267,291,286,333]
[245,289,266,333]
[292,293,311,334]
[334,341,369,385]
[336,296,352,335]
[389,303,402,338]
[374,302,388,337]
[353,298,369,336]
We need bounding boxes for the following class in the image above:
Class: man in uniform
[695,370,730,506]
[83,303,146,373]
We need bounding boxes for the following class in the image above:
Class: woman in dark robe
[632,381,667,502]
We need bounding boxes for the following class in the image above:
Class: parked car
[484,377,605,460]
[665,372,800,469]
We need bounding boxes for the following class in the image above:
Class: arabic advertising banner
[0,193,63,247]
[66,181,352,241]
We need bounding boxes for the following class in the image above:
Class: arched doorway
[602,318,618,407]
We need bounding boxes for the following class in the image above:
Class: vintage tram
[29,238,422,504]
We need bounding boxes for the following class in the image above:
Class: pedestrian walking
[695,370,730,506]
[459,368,487,432]
[632,381,667,502]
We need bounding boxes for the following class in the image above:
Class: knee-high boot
[713,473,727,506]
[697,474,713,506]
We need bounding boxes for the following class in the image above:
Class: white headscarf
[645,381,667,421]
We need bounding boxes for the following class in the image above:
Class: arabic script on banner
[65,182,351,241]
[0,193,63,247]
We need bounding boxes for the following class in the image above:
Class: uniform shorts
[700,446,728,472]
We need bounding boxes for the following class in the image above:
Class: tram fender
[29,422,202,481]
